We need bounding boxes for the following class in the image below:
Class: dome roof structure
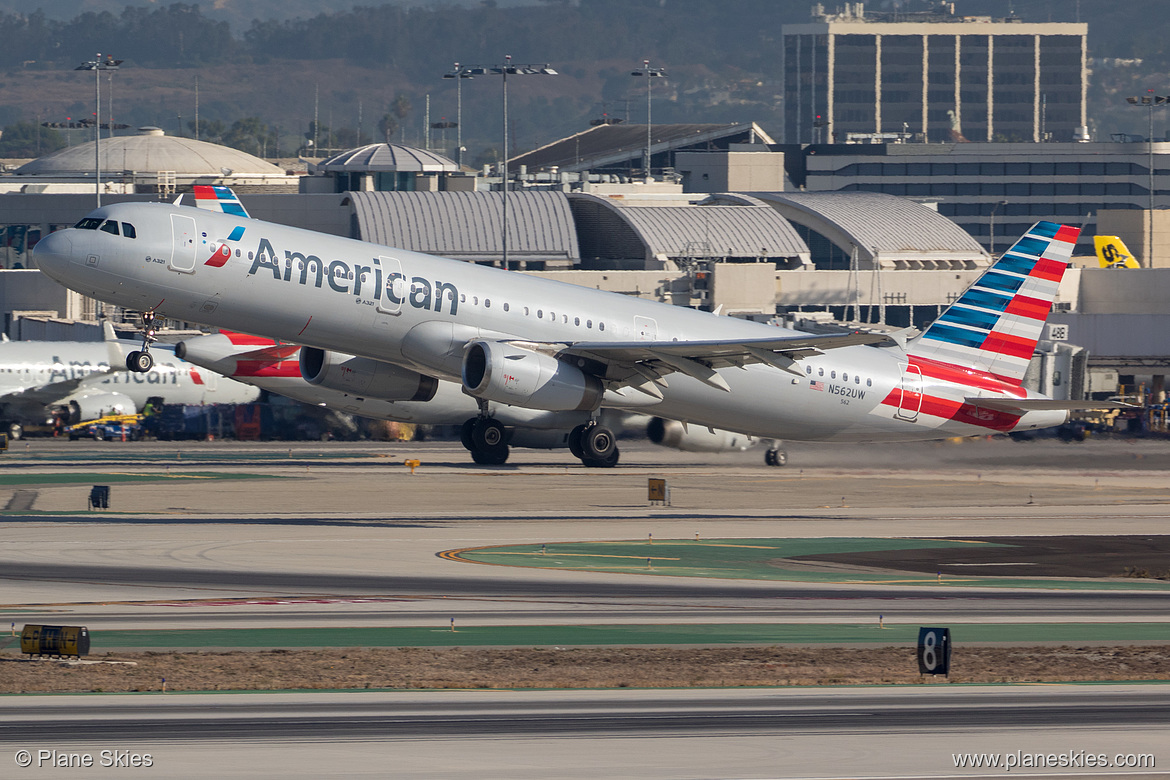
[317,143,459,173]
[15,127,284,177]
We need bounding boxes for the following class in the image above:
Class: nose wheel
[125,311,158,373]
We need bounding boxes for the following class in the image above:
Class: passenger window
[473,296,479,305]
[867,378,872,387]
[235,249,241,257]
[524,306,530,316]
[537,309,543,318]
[460,294,466,303]
[854,375,860,384]
[121,223,136,238]
[586,320,592,328]
[99,220,119,236]
[503,302,510,312]
[818,368,824,377]
[562,314,568,324]
[831,371,837,379]
[574,317,580,326]
[806,366,812,375]
[599,322,605,331]
[484,299,491,308]
[842,372,848,381]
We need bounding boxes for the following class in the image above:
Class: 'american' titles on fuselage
[246,238,460,316]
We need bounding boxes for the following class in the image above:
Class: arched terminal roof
[318,144,459,173]
[734,191,989,269]
[347,190,578,266]
[16,127,285,177]
[568,193,810,269]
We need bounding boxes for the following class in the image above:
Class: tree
[222,117,277,158]
[0,122,65,158]
[377,114,398,144]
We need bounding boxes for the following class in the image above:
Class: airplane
[1095,235,1140,269]
[32,196,1107,461]
[0,322,260,439]
[175,329,765,465]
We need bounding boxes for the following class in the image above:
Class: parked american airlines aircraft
[176,329,761,465]
[32,194,1099,461]
[0,322,259,439]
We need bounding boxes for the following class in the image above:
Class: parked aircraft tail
[909,221,1080,386]
[1094,235,1139,269]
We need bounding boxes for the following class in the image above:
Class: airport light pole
[443,58,557,271]
[1126,92,1168,267]
[441,62,473,168]
[75,54,122,208]
[989,200,1008,257]
[631,60,666,180]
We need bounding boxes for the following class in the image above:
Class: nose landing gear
[125,311,158,373]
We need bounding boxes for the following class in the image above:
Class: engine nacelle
[462,340,602,412]
[67,392,135,425]
[299,347,438,403]
[646,417,757,453]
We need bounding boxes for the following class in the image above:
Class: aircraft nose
[31,230,73,283]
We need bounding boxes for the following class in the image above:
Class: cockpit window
[99,220,120,236]
[74,218,102,230]
[122,222,137,239]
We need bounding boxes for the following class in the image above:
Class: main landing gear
[569,422,620,468]
[460,416,509,465]
[764,443,788,467]
[125,311,157,373]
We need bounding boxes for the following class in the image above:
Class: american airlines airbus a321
[32,188,1098,466]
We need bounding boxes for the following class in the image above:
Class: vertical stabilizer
[1095,235,1140,268]
[909,221,1080,386]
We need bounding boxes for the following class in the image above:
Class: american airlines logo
[243,237,460,316]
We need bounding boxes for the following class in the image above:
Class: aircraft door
[634,316,657,341]
[169,214,198,273]
[376,255,405,317]
[896,363,923,421]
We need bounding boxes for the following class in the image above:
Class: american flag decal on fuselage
[908,221,1080,387]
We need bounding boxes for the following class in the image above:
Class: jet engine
[646,417,757,453]
[299,347,438,402]
[462,340,602,412]
[67,392,135,425]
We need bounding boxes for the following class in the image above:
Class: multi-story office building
[782,4,1088,145]
[788,140,1169,261]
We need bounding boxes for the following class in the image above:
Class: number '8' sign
[917,627,951,676]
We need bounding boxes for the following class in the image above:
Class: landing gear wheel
[126,350,154,373]
[459,418,476,451]
[764,448,788,467]
[582,447,620,468]
[469,418,509,465]
[579,424,616,462]
[568,424,586,459]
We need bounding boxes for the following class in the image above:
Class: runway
[2,686,1166,778]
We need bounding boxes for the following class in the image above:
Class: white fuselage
[33,202,1066,441]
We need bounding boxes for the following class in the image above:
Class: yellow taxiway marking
[480,552,681,561]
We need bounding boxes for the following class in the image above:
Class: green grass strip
[448,538,1170,591]
[85,622,1170,649]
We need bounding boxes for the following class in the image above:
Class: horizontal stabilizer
[964,397,1137,413]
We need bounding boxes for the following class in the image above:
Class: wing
[0,377,90,408]
[964,398,1137,413]
[556,331,891,393]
